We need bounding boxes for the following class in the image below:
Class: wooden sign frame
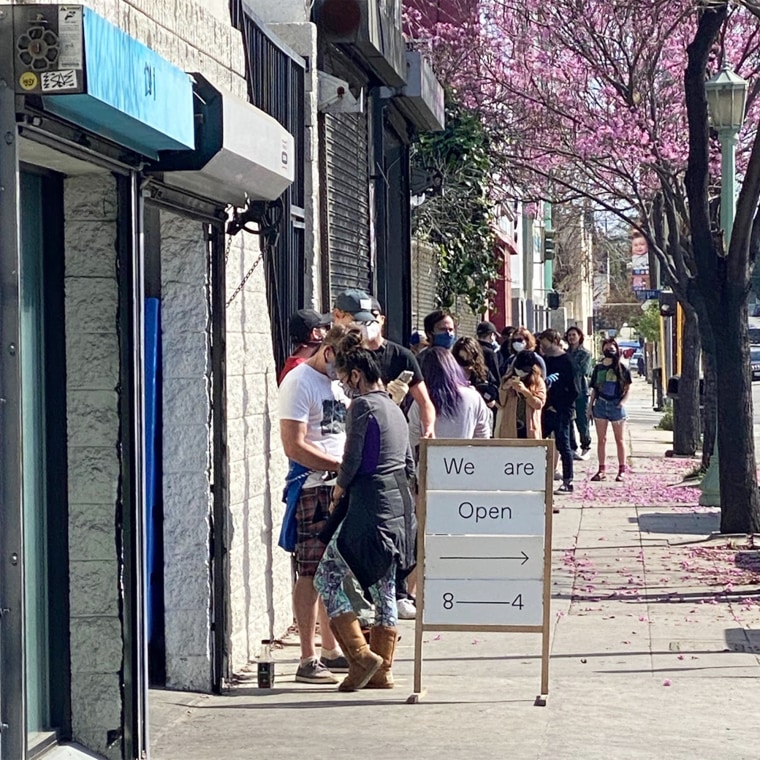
[409,438,554,707]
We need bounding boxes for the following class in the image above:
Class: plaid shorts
[295,485,332,577]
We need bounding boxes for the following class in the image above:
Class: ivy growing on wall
[411,97,500,314]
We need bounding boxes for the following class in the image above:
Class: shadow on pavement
[632,511,720,535]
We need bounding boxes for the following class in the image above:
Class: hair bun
[337,328,363,354]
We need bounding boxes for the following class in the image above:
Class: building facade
[0,1,296,757]
[0,1,442,758]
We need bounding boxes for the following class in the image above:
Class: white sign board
[412,439,554,705]
[426,444,547,491]
[425,491,545,535]
[424,579,544,627]
[425,535,545,580]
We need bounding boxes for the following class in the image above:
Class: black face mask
[603,349,617,358]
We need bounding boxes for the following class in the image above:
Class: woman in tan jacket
[495,350,547,439]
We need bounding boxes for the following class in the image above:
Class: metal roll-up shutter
[318,46,371,303]
[324,109,371,298]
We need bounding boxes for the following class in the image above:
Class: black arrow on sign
[440,551,529,565]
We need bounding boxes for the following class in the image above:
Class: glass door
[20,172,51,745]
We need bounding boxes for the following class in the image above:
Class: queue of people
[277,290,636,690]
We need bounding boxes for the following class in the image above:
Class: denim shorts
[592,397,627,422]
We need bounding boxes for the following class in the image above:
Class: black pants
[543,408,574,482]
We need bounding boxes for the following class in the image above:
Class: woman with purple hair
[407,347,492,447]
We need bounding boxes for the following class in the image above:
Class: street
[150,377,760,760]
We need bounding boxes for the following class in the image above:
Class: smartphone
[396,370,414,384]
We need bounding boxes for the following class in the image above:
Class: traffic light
[543,230,555,260]
[547,291,560,310]
[658,290,676,317]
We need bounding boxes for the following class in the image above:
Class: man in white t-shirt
[279,325,350,684]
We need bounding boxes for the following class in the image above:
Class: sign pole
[410,442,428,702]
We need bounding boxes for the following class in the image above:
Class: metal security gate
[322,109,371,300]
[231,0,306,372]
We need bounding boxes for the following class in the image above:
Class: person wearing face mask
[495,350,546,438]
[423,309,458,350]
[332,291,436,441]
[537,329,580,494]
[501,326,547,378]
[278,308,333,384]
[313,331,416,691]
[588,338,632,482]
[278,325,356,685]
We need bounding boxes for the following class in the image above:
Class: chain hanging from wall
[224,198,284,307]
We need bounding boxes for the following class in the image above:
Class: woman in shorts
[588,338,632,482]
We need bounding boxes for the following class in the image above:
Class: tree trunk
[672,305,700,455]
[713,294,760,533]
[701,349,716,470]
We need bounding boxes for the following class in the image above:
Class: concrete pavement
[150,377,760,760]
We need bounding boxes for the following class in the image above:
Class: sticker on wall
[18,72,38,91]
[58,6,84,69]
[41,70,78,92]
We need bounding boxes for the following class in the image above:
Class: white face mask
[360,321,382,342]
[512,340,526,352]
[515,369,529,378]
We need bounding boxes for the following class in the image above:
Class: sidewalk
[151,378,760,760]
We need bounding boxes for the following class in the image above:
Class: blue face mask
[433,333,456,350]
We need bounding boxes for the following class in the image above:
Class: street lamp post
[699,63,748,507]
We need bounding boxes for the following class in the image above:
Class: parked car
[751,346,760,381]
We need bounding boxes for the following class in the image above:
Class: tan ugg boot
[365,626,397,689]
[329,612,382,691]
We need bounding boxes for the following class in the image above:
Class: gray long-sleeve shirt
[337,391,415,489]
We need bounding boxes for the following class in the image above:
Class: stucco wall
[160,211,213,691]
[64,172,122,760]
[225,233,291,672]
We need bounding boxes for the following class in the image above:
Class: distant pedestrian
[565,326,595,460]
[588,338,632,482]
[636,353,645,377]
[475,320,502,384]
[495,350,546,439]
[313,331,416,691]
[409,330,427,356]
[538,329,579,494]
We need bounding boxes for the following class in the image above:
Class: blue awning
[42,7,194,158]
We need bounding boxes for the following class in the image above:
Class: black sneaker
[321,654,349,673]
[555,482,574,494]
[295,658,339,684]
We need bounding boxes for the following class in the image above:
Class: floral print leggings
[314,531,398,627]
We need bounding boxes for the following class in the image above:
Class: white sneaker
[581,447,591,460]
[572,451,584,461]
[397,598,417,619]
[553,470,562,481]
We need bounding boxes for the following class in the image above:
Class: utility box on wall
[13,5,85,95]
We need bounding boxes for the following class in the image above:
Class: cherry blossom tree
[405,0,760,531]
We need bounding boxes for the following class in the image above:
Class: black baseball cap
[334,289,376,322]
[289,309,332,343]
[476,320,499,337]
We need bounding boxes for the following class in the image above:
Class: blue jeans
[543,409,574,482]
[592,397,627,422]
